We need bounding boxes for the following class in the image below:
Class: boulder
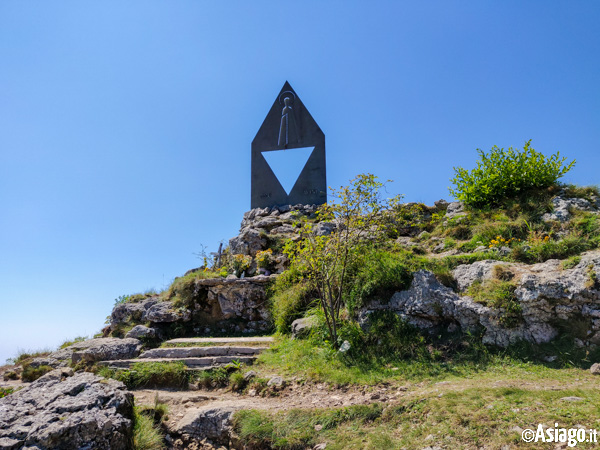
[172,406,237,447]
[445,202,466,221]
[291,316,317,338]
[125,325,157,339]
[29,338,142,369]
[146,301,191,323]
[590,363,600,375]
[70,338,142,365]
[228,228,266,256]
[110,296,159,331]
[0,370,133,449]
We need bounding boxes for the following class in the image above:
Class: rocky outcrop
[361,250,600,347]
[110,296,160,331]
[197,276,272,331]
[146,301,191,323]
[0,369,134,449]
[229,204,319,259]
[542,196,595,222]
[29,338,142,369]
[107,276,274,338]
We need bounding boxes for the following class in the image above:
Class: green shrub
[449,141,575,207]
[346,250,413,312]
[21,364,53,382]
[229,372,247,392]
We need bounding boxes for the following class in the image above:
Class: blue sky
[1,2,599,363]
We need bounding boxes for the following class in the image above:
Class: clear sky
[1,2,599,364]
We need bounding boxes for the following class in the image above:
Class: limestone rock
[362,249,600,348]
[70,338,142,365]
[291,316,318,338]
[452,260,506,291]
[110,296,159,331]
[445,202,466,221]
[229,228,267,256]
[173,406,237,447]
[125,324,157,339]
[541,196,594,223]
[0,371,133,449]
[146,301,191,323]
[590,363,600,375]
[30,338,142,369]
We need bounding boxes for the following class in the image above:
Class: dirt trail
[133,373,600,430]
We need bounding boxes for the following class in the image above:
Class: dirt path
[133,372,600,431]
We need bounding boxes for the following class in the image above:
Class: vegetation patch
[467,279,523,328]
[97,361,189,389]
[21,364,54,382]
[133,404,165,450]
[0,387,15,398]
[449,140,575,207]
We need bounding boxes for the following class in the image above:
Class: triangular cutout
[262,147,315,195]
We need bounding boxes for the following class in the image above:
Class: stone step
[139,346,266,359]
[164,336,274,346]
[98,355,256,370]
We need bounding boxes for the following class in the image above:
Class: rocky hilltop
[2,189,600,449]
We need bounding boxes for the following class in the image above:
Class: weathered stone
[110,296,159,331]
[267,376,285,388]
[70,338,142,364]
[291,316,317,339]
[542,196,594,223]
[228,228,267,256]
[30,338,142,369]
[0,371,133,449]
[452,260,506,291]
[590,363,600,375]
[173,406,237,446]
[445,202,466,221]
[125,325,156,339]
[146,301,191,323]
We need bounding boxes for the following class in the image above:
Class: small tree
[284,174,403,346]
[449,140,575,207]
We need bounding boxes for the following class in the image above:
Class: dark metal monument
[251,82,326,208]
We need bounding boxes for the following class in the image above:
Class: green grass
[6,349,51,366]
[255,330,600,387]
[97,361,189,389]
[0,387,15,398]
[21,364,53,382]
[59,336,88,349]
[233,386,600,449]
[133,406,165,450]
[467,279,523,328]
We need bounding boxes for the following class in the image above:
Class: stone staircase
[98,336,274,371]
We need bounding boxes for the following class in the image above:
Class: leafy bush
[449,141,575,207]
